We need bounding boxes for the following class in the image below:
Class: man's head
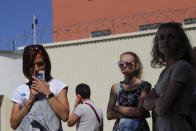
[75,83,91,99]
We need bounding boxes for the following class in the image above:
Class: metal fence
[0,26,54,52]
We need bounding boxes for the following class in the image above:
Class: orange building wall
[52,0,196,42]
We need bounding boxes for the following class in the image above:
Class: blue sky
[0,0,53,51]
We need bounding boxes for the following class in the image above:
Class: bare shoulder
[143,82,151,90]
[111,83,118,93]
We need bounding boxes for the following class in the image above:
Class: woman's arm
[47,88,70,122]
[144,82,184,116]
[143,98,157,111]
[107,84,122,120]
[113,106,140,117]
[115,85,151,117]
[10,102,32,129]
[154,82,183,116]
[145,62,193,116]
[143,88,159,111]
[10,88,37,129]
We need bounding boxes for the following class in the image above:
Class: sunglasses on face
[31,62,45,68]
[118,61,132,68]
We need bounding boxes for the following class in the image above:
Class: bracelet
[46,93,54,99]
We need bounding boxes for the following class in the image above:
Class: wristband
[46,93,54,99]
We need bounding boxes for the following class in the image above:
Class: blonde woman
[107,51,151,131]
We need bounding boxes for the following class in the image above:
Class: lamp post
[32,15,38,44]
[12,39,15,52]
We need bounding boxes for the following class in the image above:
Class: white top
[74,100,103,131]
[10,78,68,106]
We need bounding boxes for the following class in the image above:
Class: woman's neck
[165,55,178,67]
[124,75,140,87]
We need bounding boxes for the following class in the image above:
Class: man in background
[68,83,103,131]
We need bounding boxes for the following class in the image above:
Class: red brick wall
[52,0,196,41]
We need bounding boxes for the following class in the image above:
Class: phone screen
[34,71,45,81]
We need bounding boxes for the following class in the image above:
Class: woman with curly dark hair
[143,22,196,131]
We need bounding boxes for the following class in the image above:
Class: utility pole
[12,39,15,52]
[32,15,38,44]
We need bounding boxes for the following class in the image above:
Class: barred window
[139,23,160,31]
[90,29,111,38]
[184,18,196,25]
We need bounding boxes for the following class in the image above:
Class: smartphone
[34,70,45,81]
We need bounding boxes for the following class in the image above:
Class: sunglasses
[31,62,45,68]
[24,44,43,50]
[24,44,43,54]
[118,61,132,68]
[159,22,182,28]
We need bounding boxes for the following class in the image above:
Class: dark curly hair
[151,22,196,68]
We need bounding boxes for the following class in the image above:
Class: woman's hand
[31,76,50,95]
[143,98,157,111]
[143,88,159,111]
[113,106,119,112]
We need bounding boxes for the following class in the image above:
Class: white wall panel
[0,52,23,98]
[44,31,160,131]
[0,52,23,131]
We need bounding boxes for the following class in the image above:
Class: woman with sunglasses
[143,22,196,131]
[10,44,69,130]
[107,51,151,131]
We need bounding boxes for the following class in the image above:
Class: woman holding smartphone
[10,44,69,131]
